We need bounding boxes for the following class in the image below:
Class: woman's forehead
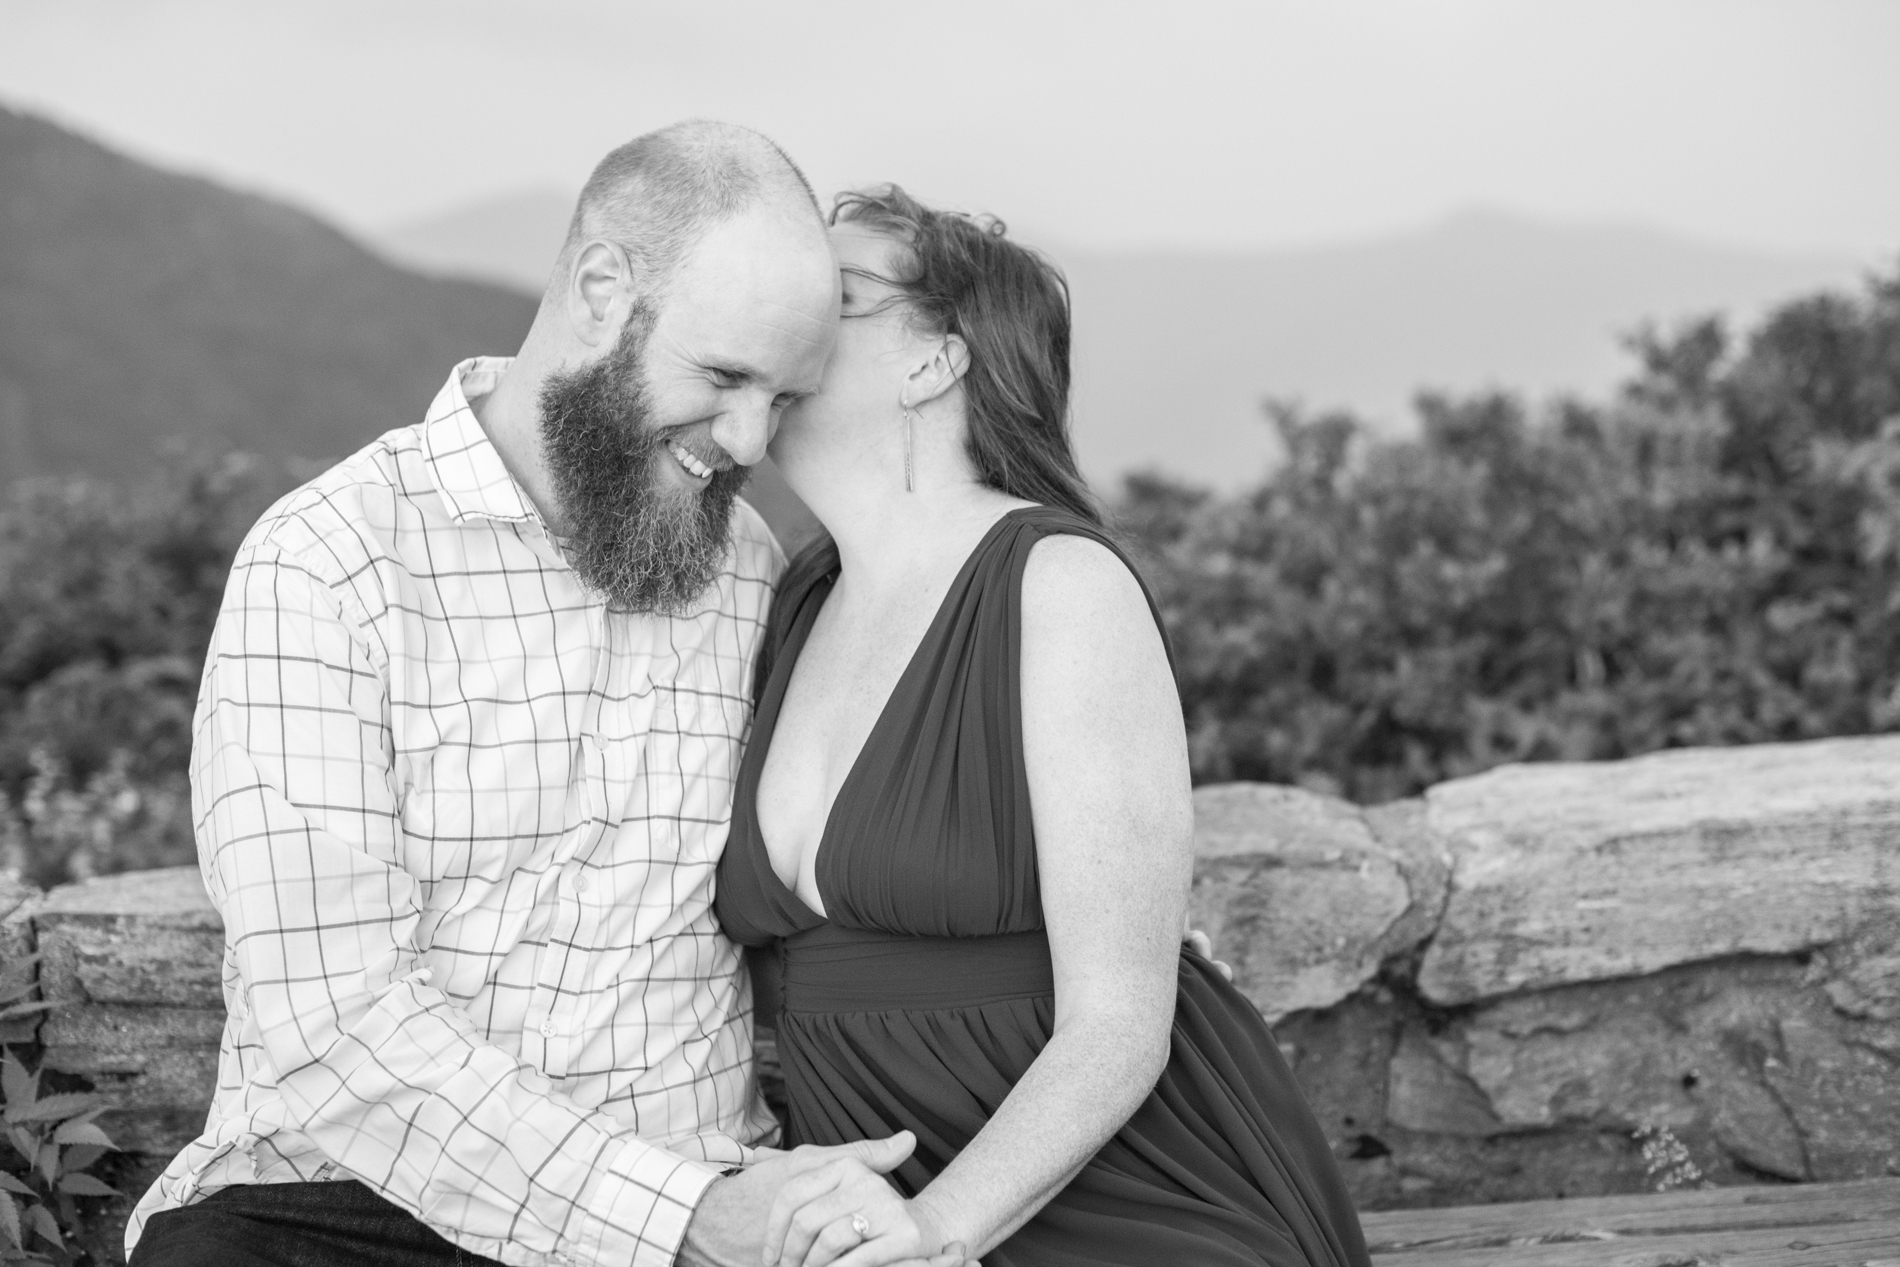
[829,222,899,270]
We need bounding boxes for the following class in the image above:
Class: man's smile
[666,438,717,483]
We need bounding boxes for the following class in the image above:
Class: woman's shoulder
[1014,514,1184,780]
[1010,510,1174,673]
[1002,504,1140,597]
[1019,530,1152,633]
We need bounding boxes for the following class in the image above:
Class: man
[127,121,957,1267]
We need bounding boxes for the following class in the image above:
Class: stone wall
[1193,734,1900,1209]
[0,867,224,1262]
[2,734,1897,1261]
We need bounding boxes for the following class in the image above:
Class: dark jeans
[130,1181,506,1267]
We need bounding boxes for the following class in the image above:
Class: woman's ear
[906,335,971,408]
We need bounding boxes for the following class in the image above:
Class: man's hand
[678,1134,928,1267]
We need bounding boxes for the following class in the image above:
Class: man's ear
[566,240,632,348]
[906,335,971,408]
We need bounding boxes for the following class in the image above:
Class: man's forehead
[659,282,837,347]
[665,225,835,320]
[671,222,833,304]
[684,208,833,279]
[650,263,835,393]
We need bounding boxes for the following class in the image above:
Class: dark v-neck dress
[715,507,1370,1267]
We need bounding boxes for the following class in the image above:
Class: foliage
[0,106,535,485]
[4,269,1899,874]
[0,752,191,890]
[1117,265,1900,801]
[0,960,121,1265]
[0,961,52,1046]
[0,454,295,887]
[1634,1122,1706,1193]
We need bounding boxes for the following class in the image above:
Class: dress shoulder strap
[753,509,1178,709]
[753,533,840,710]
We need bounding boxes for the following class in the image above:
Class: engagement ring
[849,1213,871,1239]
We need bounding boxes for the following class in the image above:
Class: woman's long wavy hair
[831,185,1101,526]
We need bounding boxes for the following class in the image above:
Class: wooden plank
[1364,1179,1900,1245]
[1364,1179,1900,1267]
[1372,1220,1900,1266]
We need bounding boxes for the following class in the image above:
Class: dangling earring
[899,390,915,492]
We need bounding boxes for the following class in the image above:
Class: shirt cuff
[573,1136,723,1267]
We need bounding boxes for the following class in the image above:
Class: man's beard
[536,310,750,614]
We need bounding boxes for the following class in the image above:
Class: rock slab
[1190,785,1448,1020]
[1,875,42,1045]
[11,736,1900,1262]
[33,867,224,1166]
[1419,735,1900,1005]
[36,866,223,1011]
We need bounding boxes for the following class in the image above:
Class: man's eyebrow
[699,358,817,399]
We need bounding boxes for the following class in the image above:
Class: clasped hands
[681,1131,974,1267]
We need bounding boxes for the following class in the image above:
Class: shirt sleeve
[193,536,719,1267]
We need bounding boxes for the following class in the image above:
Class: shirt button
[589,731,608,752]
[539,1019,557,1039]
[571,871,592,894]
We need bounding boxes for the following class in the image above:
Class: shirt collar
[422,357,545,527]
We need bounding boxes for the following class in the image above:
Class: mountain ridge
[0,111,819,545]
[377,189,1868,487]
[0,105,538,481]
[3,109,1872,499]
[1061,215,1865,483]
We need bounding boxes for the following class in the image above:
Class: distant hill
[0,107,536,481]
[378,191,1869,489]
[382,188,575,296]
[0,117,824,548]
[1061,215,1866,485]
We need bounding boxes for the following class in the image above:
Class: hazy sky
[3,0,1896,256]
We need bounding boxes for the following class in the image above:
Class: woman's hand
[761,1133,969,1267]
[1183,922,1234,981]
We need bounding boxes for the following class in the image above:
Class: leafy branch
[0,960,121,1265]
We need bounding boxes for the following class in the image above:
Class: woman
[714,187,1370,1267]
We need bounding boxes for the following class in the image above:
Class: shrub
[1,957,123,1265]
[1117,266,1900,800]
[0,454,294,885]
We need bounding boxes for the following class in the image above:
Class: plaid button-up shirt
[129,359,784,1267]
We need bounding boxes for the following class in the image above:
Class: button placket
[580,611,613,793]
[532,605,616,1079]
[641,683,690,873]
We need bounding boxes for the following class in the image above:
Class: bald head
[549,119,826,306]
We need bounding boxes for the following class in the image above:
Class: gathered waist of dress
[777,924,1054,1014]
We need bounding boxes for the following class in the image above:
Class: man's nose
[709,394,774,468]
